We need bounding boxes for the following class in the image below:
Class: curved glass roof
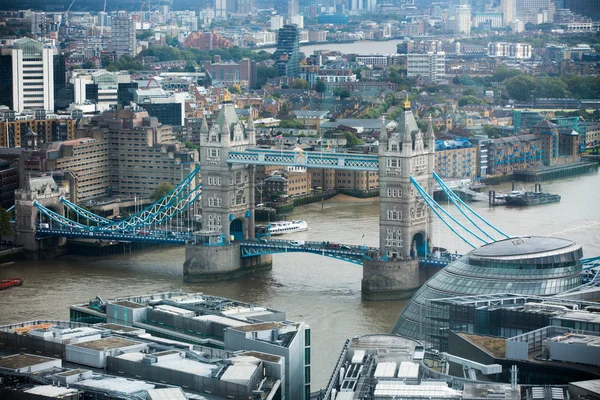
[471,236,575,258]
[392,236,583,346]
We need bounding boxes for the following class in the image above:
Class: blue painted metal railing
[227,148,379,171]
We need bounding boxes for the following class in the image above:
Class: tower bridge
[19,100,510,300]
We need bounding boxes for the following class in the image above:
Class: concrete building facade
[407,52,445,82]
[111,13,136,60]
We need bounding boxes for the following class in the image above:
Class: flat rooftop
[0,354,57,370]
[231,322,286,333]
[458,333,506,358]
[240,351,283,363]
[112,300,147,309]
[54,368,90,377]
[95,323,143,332]
[70,336,141,351]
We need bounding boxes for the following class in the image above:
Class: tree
[343,131,363,147]
[82,60,96,69]
[505,74,539,102]
[463,88,476,96]
[315,79,326,93]
[291,78,309,89]
[333,88,351,99]
[458,95,483,107]
[229,84,242,94]
[151,182,175,201]
[279,119,304,129]
[0,208,12,243]
[483,124,501,138]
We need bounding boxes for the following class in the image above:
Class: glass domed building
[392,236,583,347]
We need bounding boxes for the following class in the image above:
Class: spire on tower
[403,94,411,110]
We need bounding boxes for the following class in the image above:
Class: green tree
[315,79,326,93]
[229,84,242,94]
[291,78,309,89]
[151,182,175,201]
[333,88,351,99]
[82,60,96,69]
[256,66,277,88]
[136,30,155,40]
[0,208,12,243]
[505,74,539,102]
[458,95,483,107]
[463,88,476,96]
[343,131,363,147]
[483,124,501,138]
[279,119,304,129]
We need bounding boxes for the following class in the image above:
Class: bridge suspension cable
[34,201,89,230]
[411,177,487,249]
[61,197,113,225]
[433,172,510,241]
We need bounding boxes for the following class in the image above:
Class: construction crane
[99,0,107,37]
[57,0,76,32]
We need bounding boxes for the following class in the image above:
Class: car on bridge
[289,240,305,247]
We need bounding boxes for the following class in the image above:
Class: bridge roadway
[35,228,451,267]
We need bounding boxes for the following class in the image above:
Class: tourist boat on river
[504,190,561,206]
[256,220,308,237]
[0,278,24,290]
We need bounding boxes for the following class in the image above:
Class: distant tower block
[362,99,436,300]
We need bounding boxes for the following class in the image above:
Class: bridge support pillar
[183,243,272,282]
[361,259,420,301]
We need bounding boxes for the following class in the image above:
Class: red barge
[0,278,23,290]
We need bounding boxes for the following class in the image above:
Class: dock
[513,162,597,182]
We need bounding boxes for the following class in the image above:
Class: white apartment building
[407,52,446,82]
[1,38,55,113]
[472,12,504,28]
[501,0,515,25]
[73,70,131,110]
[356,54,390,66]
[455,5,471,34]
[488,42,532,58]
[271,15,284,31]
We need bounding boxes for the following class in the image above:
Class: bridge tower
[362,97,436,300]
[184,105,272,282]
[14,175,67,258]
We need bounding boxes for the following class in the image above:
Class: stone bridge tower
[184,105,272,282]
[362,97,436,300]
[14,175,66,258]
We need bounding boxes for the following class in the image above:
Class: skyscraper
[564,0,599,20]
[273,25,300,77]
[236,0,253,14]
[288,0,299,18]
[0,38,56,113]
[455,5,472,34]
[111,12,136,60]
[215,0,227,18]
[501,0,515,25]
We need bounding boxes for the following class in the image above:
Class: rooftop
[70,336,142,351]
[24,385,80,397]
[231,322,286,332]
[0,354,57,370]
[112,300,148,309]
[458,333,506,358]
[471,236,575,258]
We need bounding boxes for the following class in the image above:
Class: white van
[289,240,305,247]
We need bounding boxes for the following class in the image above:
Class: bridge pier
[183,243,272,282]
[361,259,421,301]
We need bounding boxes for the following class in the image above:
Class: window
[387,210,402,220]
[208,148,220,157]
[387,188,402,198]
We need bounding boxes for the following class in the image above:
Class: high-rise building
[111,12,136,60]
[0,38,56,113]
[236,0,253,14]
[564,0,599,21]
[455,5,471,34]
[274,25,301,77]
[215,0,227,18]
[288,0,299,18]
[407,52,446,82]
[501,0,515,25]
[350,0,377,12]
[271,15,284,30]
[515,0,554,23]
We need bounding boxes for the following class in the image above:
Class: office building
[472,12,504,28]
[488,42,532,58]
[350,0,377,12]
[69,291,310,400]
[564,0,600,21]
[0,38,56,113]
[111,12,136,60]
[274,25,301,77]
[215,0,227,18]
[271,15,284,30]
[75,109,197,198]
[455,5,471,34]
[236,0,253,14]
[501,0,515,25]
[288,0,299,18]
[515,0,554,24]
[0,159,18,209]
[42,139,110,202]
[393,236,584,346]
[407,52,446,82]
[203,55,257,89]
[74,70,119,109]
[134,88,186,126]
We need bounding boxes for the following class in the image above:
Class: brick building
[203,56,257,89]
[0,159,18,209]
[487,134,542,175]
[183,31,232,50]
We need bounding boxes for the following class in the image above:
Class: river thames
[1,172,599,389]
[262,38,408,55]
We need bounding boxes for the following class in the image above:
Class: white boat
[268,220,308,235]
